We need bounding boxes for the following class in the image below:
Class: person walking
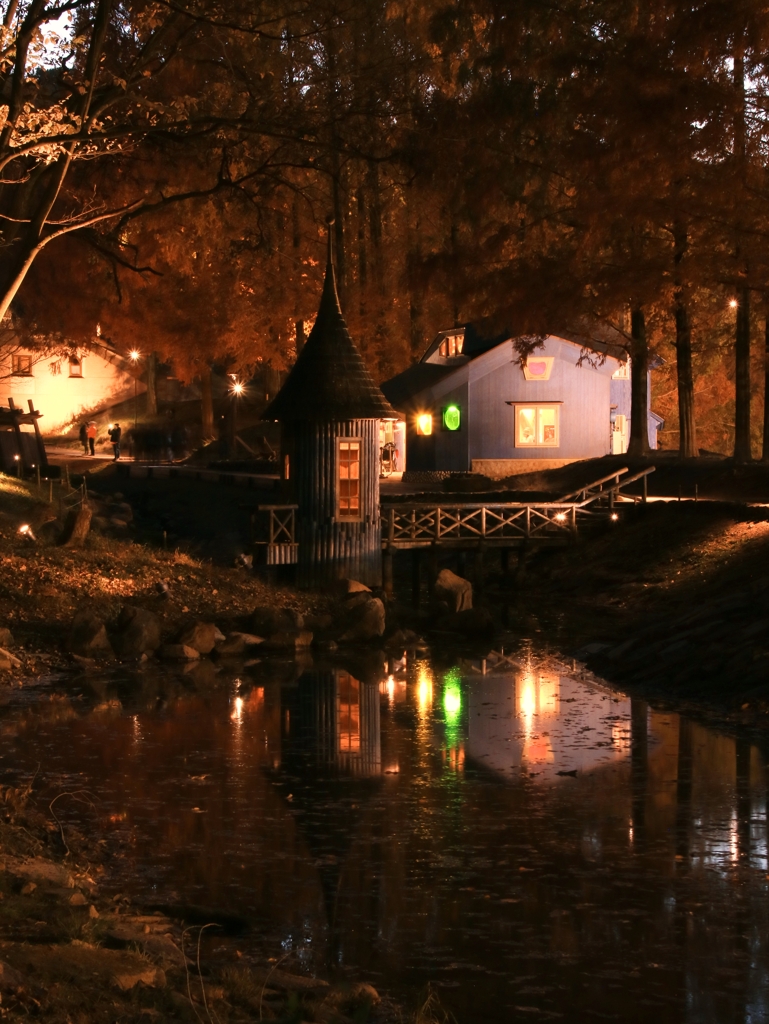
[108,422,122,461]
[86,421,96,456]
[78,422,88,455]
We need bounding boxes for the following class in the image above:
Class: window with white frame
[515,405,560,447]
[11,353,32,376]
[338,439,361,518]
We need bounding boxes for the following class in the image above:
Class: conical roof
[264,223,397,422]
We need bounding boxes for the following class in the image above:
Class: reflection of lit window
[337,671,361,753]
[416,664,433,715]
[338,440,360,518]
[515,405,559,447]
[416,413,433,436]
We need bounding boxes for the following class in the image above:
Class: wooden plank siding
[287,418,382,587]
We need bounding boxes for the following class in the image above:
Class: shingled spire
[264,219,396,422]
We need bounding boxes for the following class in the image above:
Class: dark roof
[263,239,396,422]
[380,364,457,412]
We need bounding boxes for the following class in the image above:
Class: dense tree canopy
[6,0,769,456]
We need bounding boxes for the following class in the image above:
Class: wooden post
[48,478,52,504]
[64,463,70,492]
[8,399,25,474]
[27,401,48,470]
[35,463,41,492]
[411,549,421,607]
[643,473,648,503]
[570,504,577,541]
[383,546,393,599]
[500,548,509,575]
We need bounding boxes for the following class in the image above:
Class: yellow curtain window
[516,406,559,447]
[337,671,361,753]
[338,440,361,517]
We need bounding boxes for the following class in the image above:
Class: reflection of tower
[266,667,383,954]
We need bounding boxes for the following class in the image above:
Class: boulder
[158,644,200,661]
[176,620,217,655]
[340,597,386,642]
[251,605,304,635]
[108,501,133,522]
[385,628,422,649]
[0,628,13,648]
[214,633,246,658]
[90,516,110,533]
[333,578,371,600]
[263,630,313,651]
[1,856,74,888]
[304,612,334,631]
[434,569,473,613]
[446,607,495,638]
[67,611,113,658]
[0,647,21,669]
[0,960,23,990]
[114,606,161,658]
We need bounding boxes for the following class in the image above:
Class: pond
[1,648,767,1023]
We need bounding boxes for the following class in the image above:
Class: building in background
[382,326,663,479]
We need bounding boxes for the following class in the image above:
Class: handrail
[558,467,629,502]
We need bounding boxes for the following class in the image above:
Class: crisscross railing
[382,501,580,548]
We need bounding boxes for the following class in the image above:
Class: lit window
[612,360,630,380]
[416,413,433,436]
[522,356,554,381]
[68,356,82,378]
[337,671,361,754]
[11,354,31,376]
[338,440,361,518]
[515,405,559,447]
[439,334,464,359]
[442,404,461,431]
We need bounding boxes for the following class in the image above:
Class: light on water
[1,650,768,1023]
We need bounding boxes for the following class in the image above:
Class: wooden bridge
[255,466,654,566]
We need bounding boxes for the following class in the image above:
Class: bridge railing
[382,502,584,548]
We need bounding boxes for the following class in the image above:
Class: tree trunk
[200,367,214,439]
[675,301,697,457]
[673,221,697,457]
[734,286,752,462]
[762,314,769,461]
[295,320,306,357]
[627,308,650,457]
[146,351,158,417]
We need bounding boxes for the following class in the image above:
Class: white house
[0,341,142,435]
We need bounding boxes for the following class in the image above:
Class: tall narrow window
[68,356,82,378]
[11,354,31,375]
[338,439,361,517]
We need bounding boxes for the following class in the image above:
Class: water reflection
[0,652,768,1022]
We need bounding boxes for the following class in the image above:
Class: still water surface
[1,649,768,1023]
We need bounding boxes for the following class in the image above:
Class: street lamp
[129,350,141,429]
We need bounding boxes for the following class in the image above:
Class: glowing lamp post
[129,350,141,429]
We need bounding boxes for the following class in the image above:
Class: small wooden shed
[264,226,397,587]
[0,399,48,475]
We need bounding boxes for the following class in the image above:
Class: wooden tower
[264,222,396,587]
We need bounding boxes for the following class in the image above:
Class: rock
[176,621,217,655]
[114,606,161,658]
[67,611,114,659]
[214,633,246,657]
[229,632,263,647]
[109,517,129,529]
[111,966,166,992]
[251,605,304,635]
[69,892,87,906]
[0,647,21,668]
[158,644,200,661]
[0,960,23,990]
[333,578,371,600]
[108,501,133,522]
[20,881,36,895]
[305,612,334,631]
[89,905,99,919]
[263,630,314,651]
[340,597,386,642]
[434,569,473,613]
[1,856,74,888]
[234,553,253,568]
[213,626,226,642]
[91,516,110,532]
[386,628,421,648]
[0,628,14,648]
[446,607,495,638]
[61,503,93,547]
[342,591,373,612]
